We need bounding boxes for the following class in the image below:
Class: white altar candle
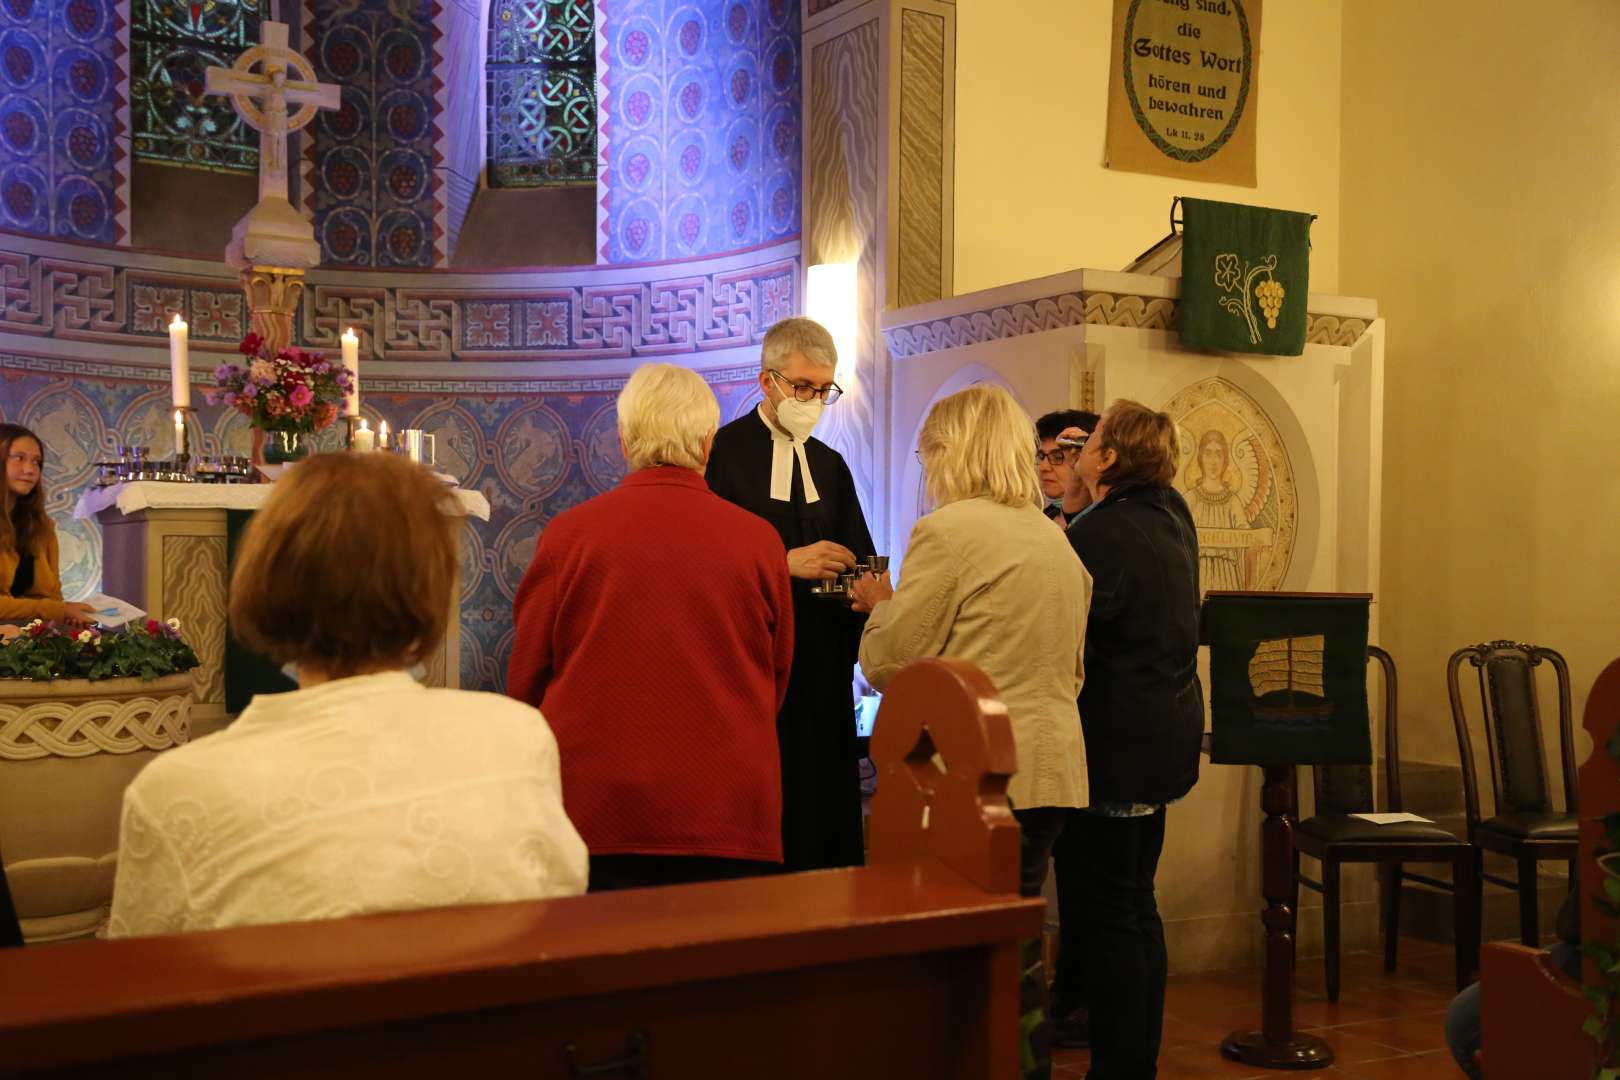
[173,409,185,459]
[168,314,190,408]
[353,420,375,453]
[377,419,391,450]
[341,327,360,416]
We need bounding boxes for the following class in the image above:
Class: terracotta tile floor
[1052,937,1468,1078]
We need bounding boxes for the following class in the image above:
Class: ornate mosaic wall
[301,0,439,268]
[0,352,763,693]
[598,0,801,262]
[0,0,125,244]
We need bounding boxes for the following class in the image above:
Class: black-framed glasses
[1035,448,1073,466]
[769,369,843,405]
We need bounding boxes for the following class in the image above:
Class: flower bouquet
[0,618,200,682]
[210,332,353,463]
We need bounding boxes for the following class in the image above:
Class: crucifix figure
[202,20,340,357]
[205,21,340,206]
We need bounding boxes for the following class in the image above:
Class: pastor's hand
[848,570,893,613]
[61,602,97,628]
[787,540,857,581]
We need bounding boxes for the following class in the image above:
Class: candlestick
[168,313,190,409]
[171,406,199,477]
[344,414,368,451]
[340,327,360,417]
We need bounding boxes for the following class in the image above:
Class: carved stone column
[804,0,956,554]
[238,266,306,358]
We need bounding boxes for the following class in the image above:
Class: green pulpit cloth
[224,509,297,713]
[1203,592,1372,766]
[1179,197,1315,356]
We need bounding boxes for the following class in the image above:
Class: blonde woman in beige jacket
[849,383,1091,898]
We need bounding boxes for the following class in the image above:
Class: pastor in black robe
[707,407,874,871]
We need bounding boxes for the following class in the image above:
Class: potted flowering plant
[0,618,200,942]
[210,332,353,463]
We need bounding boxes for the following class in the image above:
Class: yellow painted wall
[953,0,1343,296]
[1340,0,1620,769]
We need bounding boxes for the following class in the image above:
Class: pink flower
[288,383,313,408]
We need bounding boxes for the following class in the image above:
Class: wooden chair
[1292,645,1479,1002]
[1478,652,1620,1078]
[0,658,1042,1078]
[1448,640,1578,946]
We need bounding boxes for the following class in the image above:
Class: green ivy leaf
[1586,986,1612,1012]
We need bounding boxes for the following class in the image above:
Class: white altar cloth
[74,481,491,522]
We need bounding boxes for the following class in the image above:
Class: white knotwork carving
[0,693,191,760]
[883,293,1372,359]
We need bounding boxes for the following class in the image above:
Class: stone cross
[204,22,340,204]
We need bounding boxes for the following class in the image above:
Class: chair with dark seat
[1448,640,1578,947]
[1293,645,1478,1002]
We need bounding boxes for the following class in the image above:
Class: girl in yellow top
[0,424,95,628]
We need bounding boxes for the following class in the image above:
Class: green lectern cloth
[1179,197,1314,356]
[1204,592,1371,766]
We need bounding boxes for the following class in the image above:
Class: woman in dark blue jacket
[1060,399,1203,1080]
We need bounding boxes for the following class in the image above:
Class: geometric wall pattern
[0,351,766,694]
[0,242,799,360]
[302,0,439,267]
[0,0,123,243]
[598,0,801,262]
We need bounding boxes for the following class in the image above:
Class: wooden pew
[1479,654,1620,1078]
[0,658,1041,1079]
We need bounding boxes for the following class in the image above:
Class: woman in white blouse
[849,383,1092,894]
[108,453,587,936]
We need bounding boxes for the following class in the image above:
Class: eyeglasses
[1034,448,1073,466]
[769,369,843,405]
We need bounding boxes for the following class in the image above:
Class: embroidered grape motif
[1255,279,1285,328]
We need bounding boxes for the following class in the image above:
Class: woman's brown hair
[1096,400,1179,491]
[230,452,460,678]
[0,423,50,558]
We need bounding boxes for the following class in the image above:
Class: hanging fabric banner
[1104,0,1262,187]
[1179,196,1313,355]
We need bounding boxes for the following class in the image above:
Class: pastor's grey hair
[760,316,837,373]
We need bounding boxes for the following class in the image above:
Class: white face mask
[774,397,823,441]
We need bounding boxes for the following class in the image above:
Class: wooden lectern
[1204,591,1375,1070]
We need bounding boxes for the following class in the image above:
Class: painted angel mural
[1166,377,1298,594]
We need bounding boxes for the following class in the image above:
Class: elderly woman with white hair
[849,383,1092,892]
[509,362,795,891]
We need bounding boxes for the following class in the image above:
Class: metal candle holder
[171,407,201,475]
[343,414,365,450]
